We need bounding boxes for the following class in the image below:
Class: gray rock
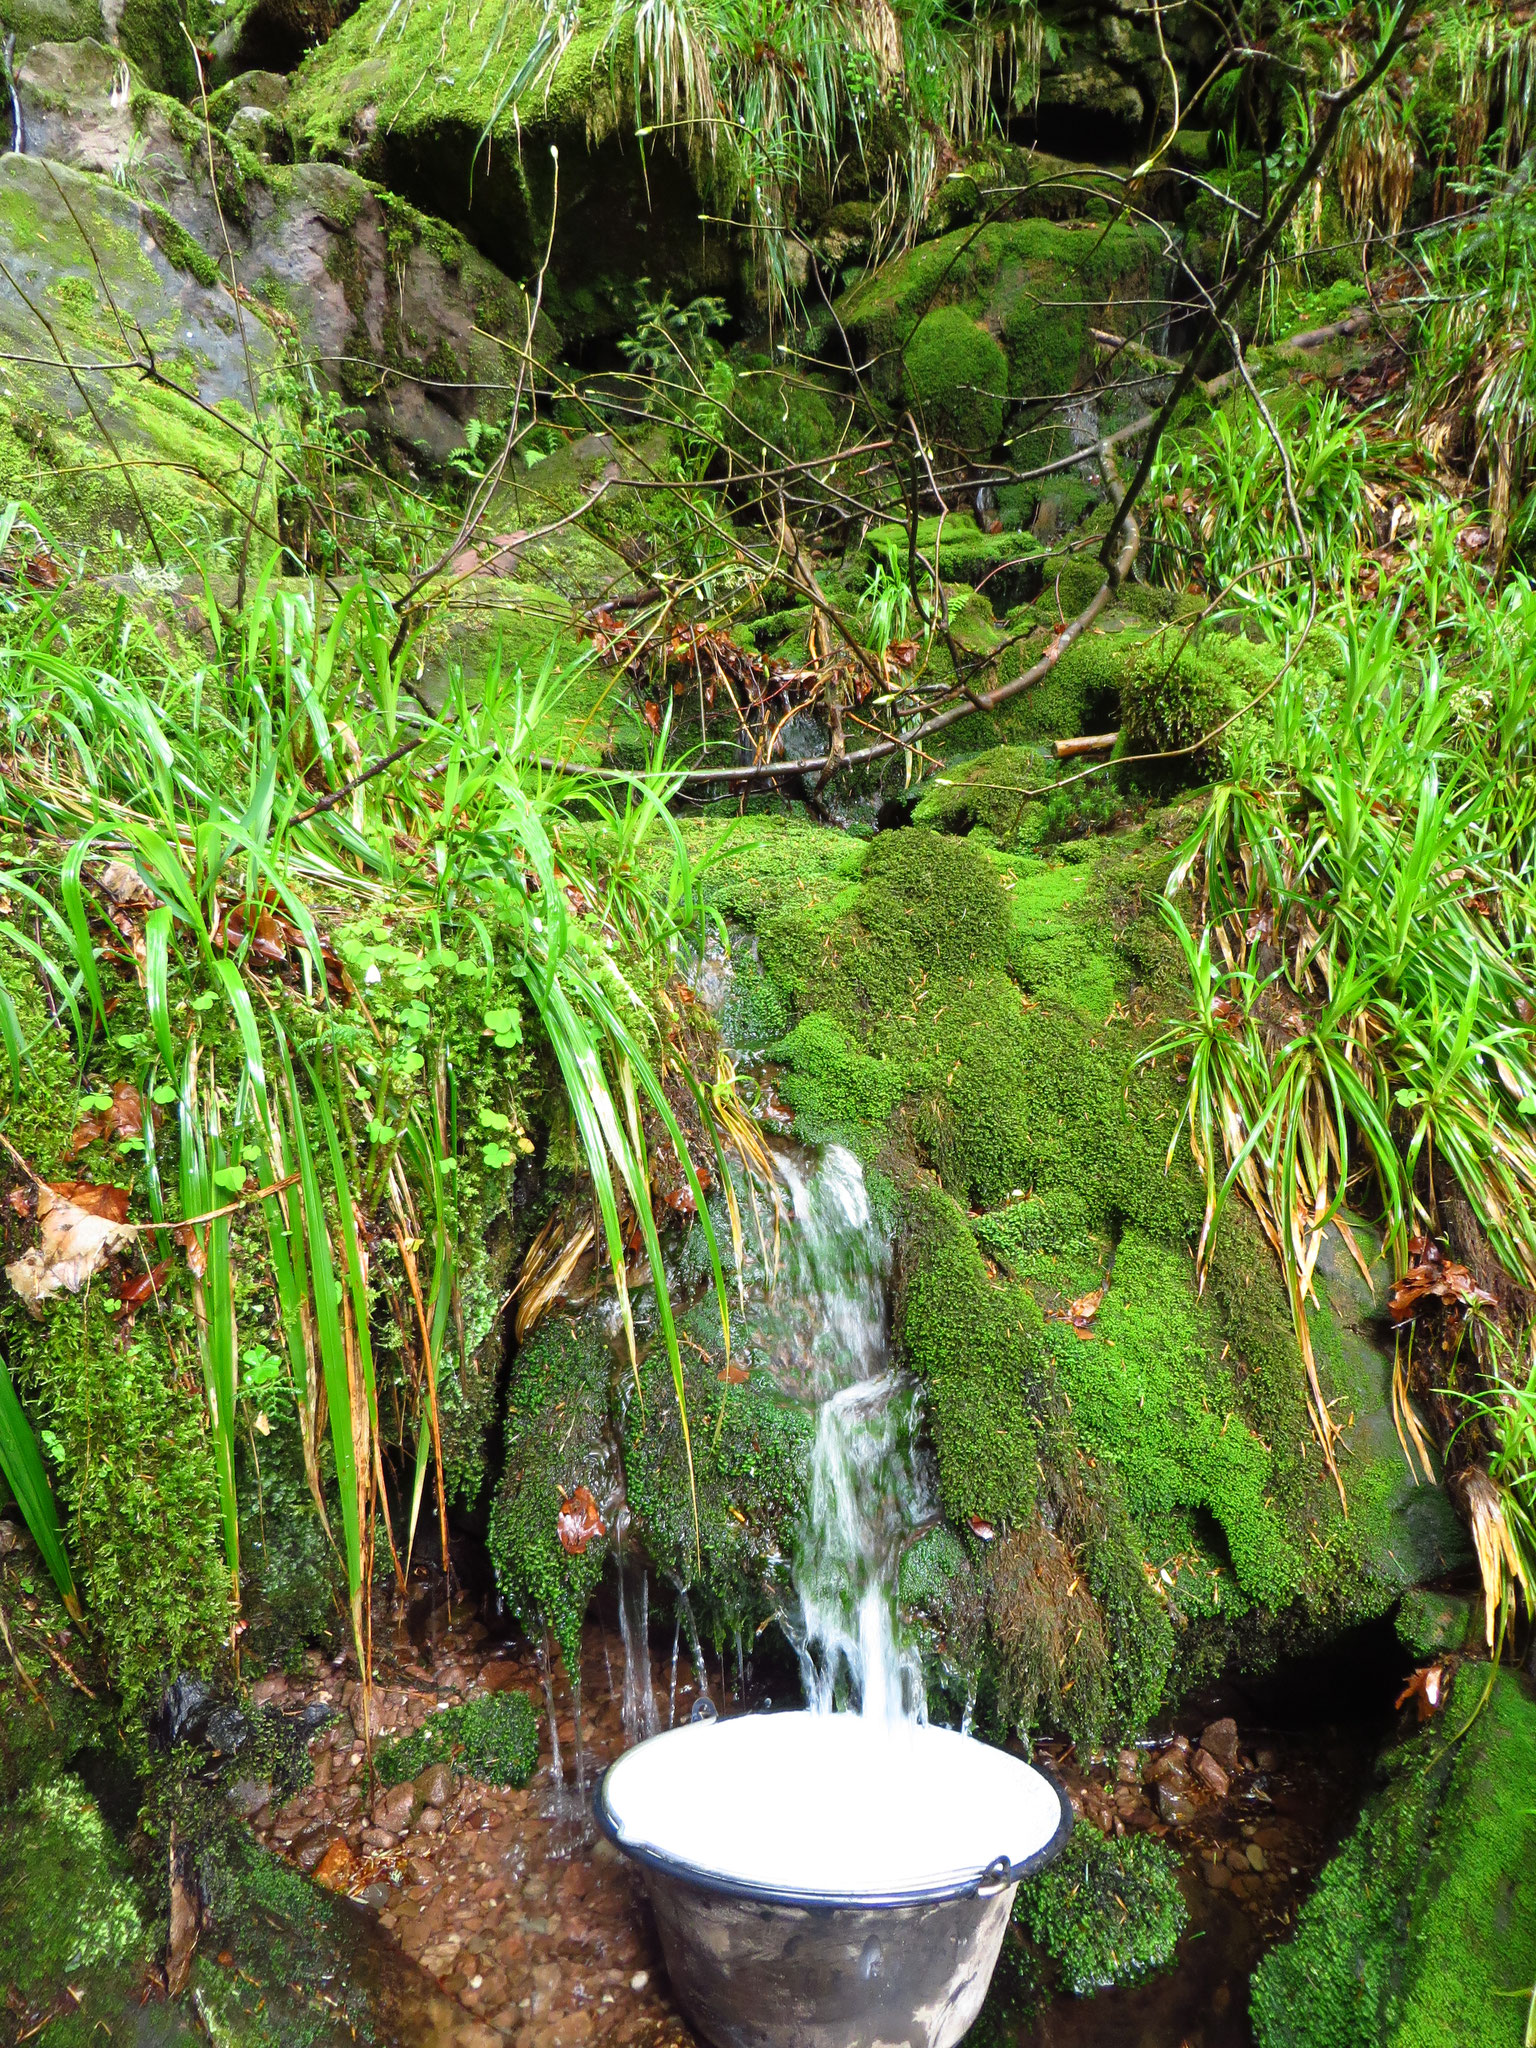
[226,1776,274,1816]
[413,1761,455,1810]
[372,1781,416,1833]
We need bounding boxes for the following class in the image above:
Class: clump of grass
[374,1691,540,1788]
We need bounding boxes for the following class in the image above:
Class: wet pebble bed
[242,1596,1375,2048]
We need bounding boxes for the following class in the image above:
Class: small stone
[1155,1780,1197,1826]
[1192,1748,1230,1799]
[418,1804,443,1834]
[358,1882,392,1907]
[414,1761,455,1810]
[1246,1842,1267,1872]
[1227,1846,1250,1873]
[250,1672,288,1706]
[1202,1856,1231,1891]
[481,1657,521,1691]
[1115,1748,1141,1784]
[1199,1717,1241,1770]
[226,1776,273,1817]
[373,1782,417,1833]
[294,1828,335,1872]
[313,1838,357,1890]
[361,1826,398,1851]
[1255,1746,1279,1772]
[630,1971,649,1991]
[453,2025,502,2048]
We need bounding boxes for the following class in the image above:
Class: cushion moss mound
[374,1692,540,1788]
[902,308,1009,457]
[1251,1665,1536,2048]
[1017,1822,1187,1994]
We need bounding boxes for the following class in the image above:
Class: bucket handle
[975,1855,1013,1899]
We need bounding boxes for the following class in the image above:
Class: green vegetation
[1017,1822,1188,1994]
[374,1691,541,1787]
[1252,1666,1536,2048]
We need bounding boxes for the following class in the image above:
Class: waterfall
[777,1145,930,1725]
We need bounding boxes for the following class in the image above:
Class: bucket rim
[592,1719,1076,1911]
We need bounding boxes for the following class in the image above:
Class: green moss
[902,308,1009,456]
[117,0,197,96]
[374,1690,540,1787]
[725,359,847,468]
[618,1317,812,1631]
[1017,1822,1187,1994]
[486,1310,614,1675]
[1047,1226,1304,1613]
[144,201,221,288]
[1115,624,1279,780]
[1252,1666,1536,2048]
[896,1177,1040,1531]
[1395,1589,1476,1660]
[836,217,1163,407]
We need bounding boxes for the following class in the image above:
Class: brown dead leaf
[557,1485,606,1555]
[69,1080,144,1155]
[1394,1663,1445,1722]
[119,1257,173,1312]
[6,1181,134,1310]
[1387,1237,1495,1325]
[717,1362,751,1385]
[97,860,156,910]
[968,1515,996,1542]
[173,1224,208,1280]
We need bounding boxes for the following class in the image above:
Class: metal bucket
[595,1715,1074,2048]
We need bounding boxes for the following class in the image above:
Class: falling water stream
[774,1145,931,1725]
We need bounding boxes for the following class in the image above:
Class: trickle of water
[618,1553,660,1746]
[778,1145,931,1725]
[668,1620,680,1728]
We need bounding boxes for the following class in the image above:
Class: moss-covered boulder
[0,150,277,566]
[902,307,1010,457]
[0,0,194,92]
[1251,1666,1536,2048]
[487,1310,618,1675]
[14,53,552,469]
[286,0,732,342]
[834,215,1164,429]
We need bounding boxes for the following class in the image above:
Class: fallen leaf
[1388,1238,1495,1325]
[97,860,156,910]
[968,1516,996,1542]
[173,1224,209,1280]
[1066,1288,1104,1328]
[717,1362,751,1385]
[70,1080,144,1154]
[557,1485,606,1555]
[6,1181,134,1310]
[167,1825,199,1996]
[118,1257,173,1311]
[1394,1663,1445,1722]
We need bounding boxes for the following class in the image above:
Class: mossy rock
[1251,1665,1536,2048]
[1016,1822,1187,1994]
[834,215,1164,414]
[374,1691,540,1788]
[0,0,193,92]
[724,357,851,472]
[618,1302,814,1633]
[0,151,279,554]
[487,1311,617,1676]
[286,0,732,341]
[903,307,1009,458]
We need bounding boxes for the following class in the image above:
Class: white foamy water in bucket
[600,1711,1064,1899]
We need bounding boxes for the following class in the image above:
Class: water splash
[617,1548,660,1746]
[777,1145,930,1724]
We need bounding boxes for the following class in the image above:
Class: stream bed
[234,1572,1394,2048]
